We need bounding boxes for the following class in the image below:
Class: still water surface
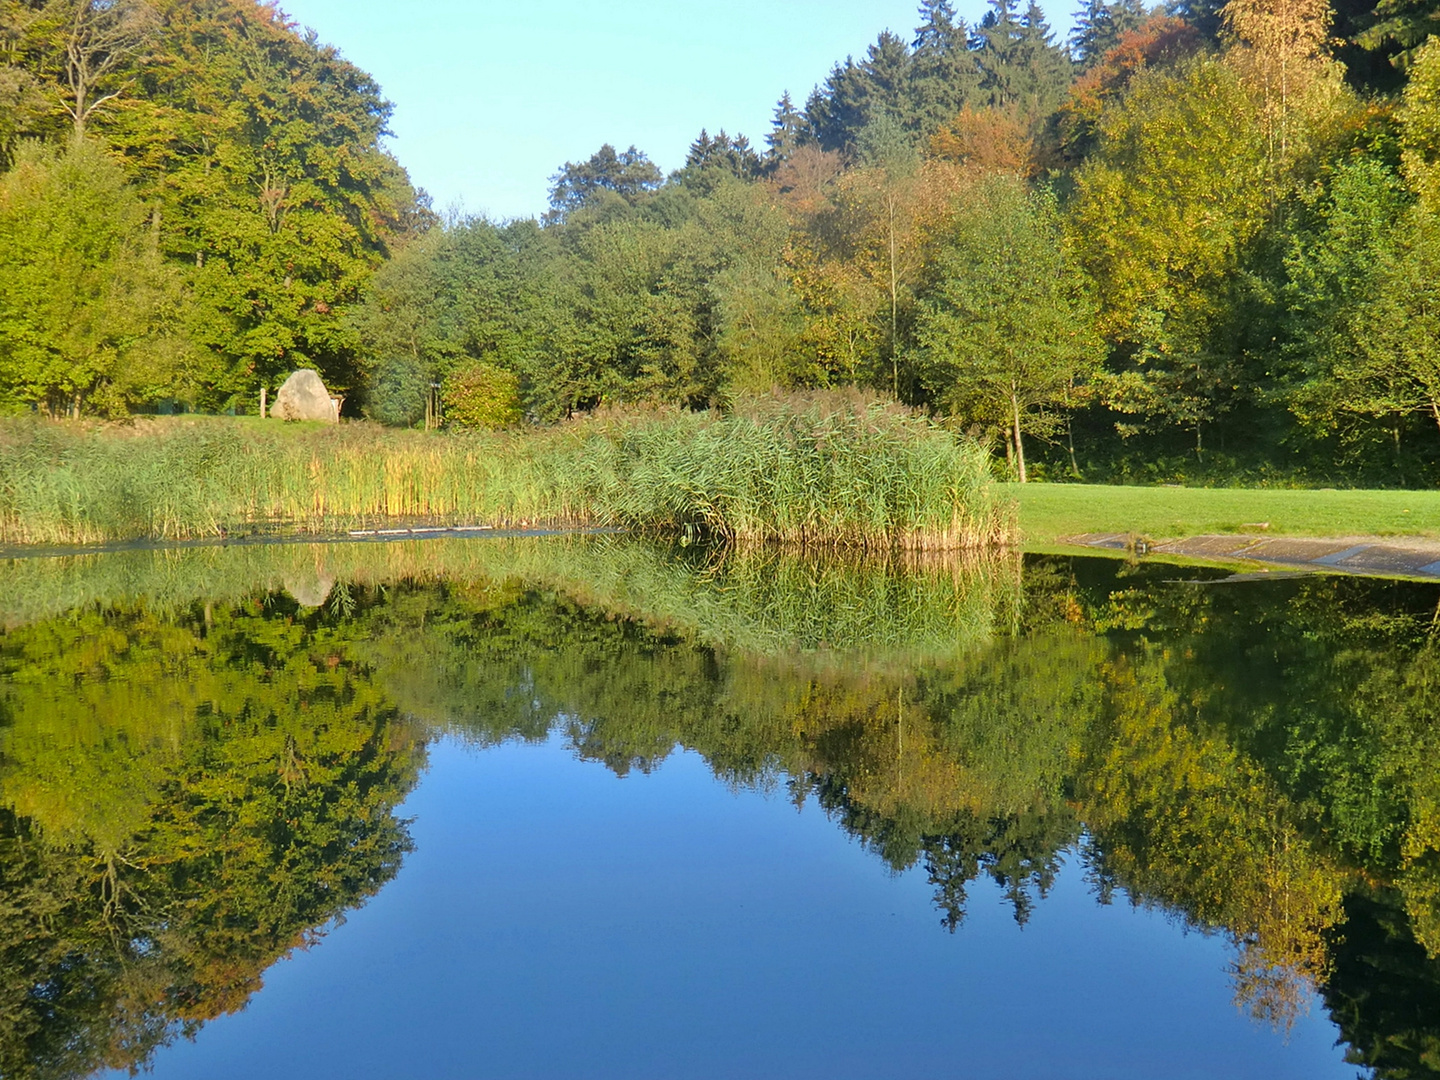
[115,736,1350,1080]
[2,537,1435,1078]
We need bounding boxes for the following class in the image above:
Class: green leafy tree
[351,216,555,421]
[0,140,182,416]
[916,175,1103,481]
[0,0,428,411]
[83,0,426,408]
[31,0,158,139]
[1278,157,1410,446]
[690,180,803,393]
[1345,208,1440,434]
[1399,34,1440,213]
[547,215,710,408]
[0,3,63,162]
[1285,40,1440,447]
[349,228,449,425]
[545,143,662,225]
[1068,56,1268,454]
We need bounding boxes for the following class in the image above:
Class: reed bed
[0,392,1013,549]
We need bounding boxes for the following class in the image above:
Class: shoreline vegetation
[0,393,1013,551]
[7,3,1440,490]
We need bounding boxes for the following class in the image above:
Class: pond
[1,536,1437,1079]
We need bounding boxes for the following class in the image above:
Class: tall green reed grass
[0,392,1013,549]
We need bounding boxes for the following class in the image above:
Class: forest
[3,0,1440,485]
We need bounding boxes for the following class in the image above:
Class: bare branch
[46,0,157,137]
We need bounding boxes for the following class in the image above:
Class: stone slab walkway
[1063,532,1440,579]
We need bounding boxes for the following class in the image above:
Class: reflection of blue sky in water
[118,736,1354,1080]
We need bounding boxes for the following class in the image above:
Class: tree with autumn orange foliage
[1049,15,1204,167]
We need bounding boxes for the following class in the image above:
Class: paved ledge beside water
[1064,532,1440,579]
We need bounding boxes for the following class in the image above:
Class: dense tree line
[352,0,1440,483]
[6,0,1440,482]
[0,0,428,417]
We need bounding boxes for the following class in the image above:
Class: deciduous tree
[916,176,1102,481]
[1068,56,1268,453]
[1222,0,1341,177]
[0,141,181,415]
[545,143,662,225]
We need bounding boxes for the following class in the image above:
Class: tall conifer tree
[765,91,806,164]
[910,0,982,130]
[1071,0,1150,68]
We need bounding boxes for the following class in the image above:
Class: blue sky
[276,0,1075,222]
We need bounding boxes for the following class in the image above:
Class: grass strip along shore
[0,393,1011,551]
[1008,483,1440,547]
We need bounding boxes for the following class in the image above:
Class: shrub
[364,355,429,427]
[442,363,521,430]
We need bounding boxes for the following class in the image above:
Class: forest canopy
[4,0,1440,484]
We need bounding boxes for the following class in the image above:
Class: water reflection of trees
[0,599,425,1080]
[5,545,1440,1076]
[357,552,1440,1070]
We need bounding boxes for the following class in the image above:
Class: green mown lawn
[1003,483,1440,546]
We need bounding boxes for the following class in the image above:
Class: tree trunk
[1012,390,1027,484]
[888,193,899,400]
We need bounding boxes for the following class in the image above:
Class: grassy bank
[0,394,1011,550]
[1008,483,1440,545]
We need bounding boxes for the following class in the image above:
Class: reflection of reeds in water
[0,394,1013,550]
[0,535,1019,662]
[561,542,1023,659]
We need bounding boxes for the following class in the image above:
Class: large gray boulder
[273,369,338,422]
